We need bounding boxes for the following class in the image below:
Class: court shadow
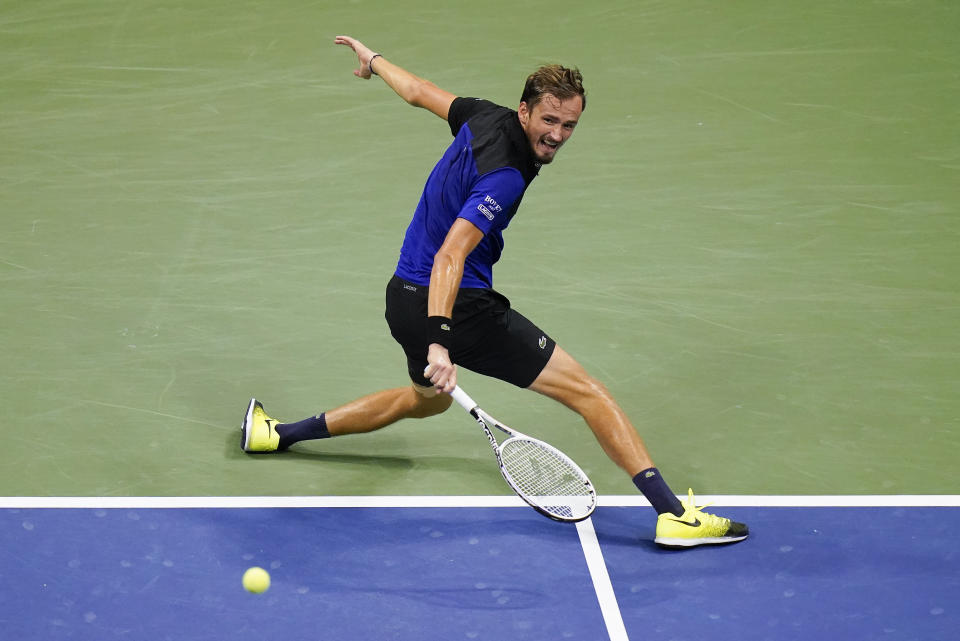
[224,431,505,477]
[281,449,417,471]
[223,431,415,469]
[591,506,659,551]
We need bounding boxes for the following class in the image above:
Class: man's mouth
[539,138,559,154]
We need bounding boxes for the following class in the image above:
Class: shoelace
[680,489,730,528]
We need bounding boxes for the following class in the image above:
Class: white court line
[596,495,960,507]
[1,495,958,509]
[0,495,527,509]
[577,518,629,641]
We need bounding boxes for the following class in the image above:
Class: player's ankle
[276,413,329,449]
[633,468,684,516]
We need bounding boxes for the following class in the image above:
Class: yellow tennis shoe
[655,489,749,548]
[241,398,280,453]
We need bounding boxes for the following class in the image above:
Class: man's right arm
[334,35,456,120]
[421,218,485,393]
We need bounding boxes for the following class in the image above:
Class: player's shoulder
[447,97,513,135]
[451,96,505,115]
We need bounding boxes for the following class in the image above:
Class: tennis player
[242,35,748,548]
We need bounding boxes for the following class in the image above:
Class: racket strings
[500,438,593,518]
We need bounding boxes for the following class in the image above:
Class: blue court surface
[2,497,958,641]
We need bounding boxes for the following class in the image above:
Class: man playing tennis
[242,35,748,548]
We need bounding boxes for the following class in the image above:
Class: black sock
[633,468,684,516]
[276,413,329,450]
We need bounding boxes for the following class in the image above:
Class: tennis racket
[450,385,597,522]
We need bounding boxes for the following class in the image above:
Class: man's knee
[559,374,615,409]
[530,347,616,409]
[409,383,453,418]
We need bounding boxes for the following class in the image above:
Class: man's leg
[324,383,452,437]
[243,383,452,452]
[527,345,654,476]
[528,345,749,547]
[527,345,685,517]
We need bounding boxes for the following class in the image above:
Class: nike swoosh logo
[265,419,277,436]
[664,516,701,528]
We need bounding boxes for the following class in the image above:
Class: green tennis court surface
[2,4,957,497]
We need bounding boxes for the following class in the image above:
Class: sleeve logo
[483,195,503,212]
[477,195,502,221]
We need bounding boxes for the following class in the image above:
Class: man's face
[518,93,583,164]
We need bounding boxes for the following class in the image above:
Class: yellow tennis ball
[242,566,270,593]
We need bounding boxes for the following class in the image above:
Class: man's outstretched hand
[334,35,378,79]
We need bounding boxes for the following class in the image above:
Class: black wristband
[369,53,382,76]
[427,315,453,350]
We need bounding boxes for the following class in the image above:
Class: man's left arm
[334,35,456,120]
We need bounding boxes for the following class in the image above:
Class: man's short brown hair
[520,65,586,111]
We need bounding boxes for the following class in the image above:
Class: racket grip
[449,386,478,413]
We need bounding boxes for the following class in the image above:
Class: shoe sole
[241,398,257,452]
[655,534,749,549]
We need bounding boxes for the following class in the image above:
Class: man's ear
[517,101,530,127]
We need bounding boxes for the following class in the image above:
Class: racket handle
[449,386,478,413]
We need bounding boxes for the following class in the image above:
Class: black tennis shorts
[385,275,556,388]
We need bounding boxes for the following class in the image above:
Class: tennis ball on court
[242,566,271,593]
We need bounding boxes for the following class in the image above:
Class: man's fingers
[424,363,456,393]
[438,372,457,394]
[425,344,456,391]
[334,35,373,78]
